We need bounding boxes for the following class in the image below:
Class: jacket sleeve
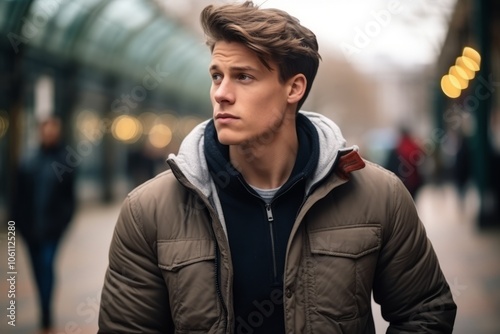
[98,195,173,333]
[373,179,457,333]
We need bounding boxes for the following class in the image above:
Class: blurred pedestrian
[386,127,425,198]
[12,116,76,333]
[99,2,456,333]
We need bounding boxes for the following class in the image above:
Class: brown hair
[200,1,321,111]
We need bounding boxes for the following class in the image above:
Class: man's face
[209,41,291,146]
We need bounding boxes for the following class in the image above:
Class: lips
[215,113,238,120]
[215,113,239,126]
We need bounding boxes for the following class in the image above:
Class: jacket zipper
[254,178,303,284]
[265,204,278,281]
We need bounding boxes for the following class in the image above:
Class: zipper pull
[266,204,274,221]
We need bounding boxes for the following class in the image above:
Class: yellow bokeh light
[441,75,461,98]
[112,115,142,143]
[441,46,482,99]
[456,57,476,79]
[149,123,172,148]
[449,66,468,89]
[463,47,481,70]
[462,56,480,72]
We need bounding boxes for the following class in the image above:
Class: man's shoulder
[355,159,401,184]
[119,168,210,243]
[128,169,184,203]
[119,170,188,234]
[344,158,409,202]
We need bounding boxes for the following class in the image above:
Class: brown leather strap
[336,150,366,180]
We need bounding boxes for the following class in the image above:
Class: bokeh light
[441,47,482,98]
[148,123,172,148]
[456,56,476,79]
[449,66,468,89]
[441,74,461,98]
[111,115,142,143]
[462,46,481,71]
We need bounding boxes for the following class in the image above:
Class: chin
[216,130,243,146]
[216,135,238,146]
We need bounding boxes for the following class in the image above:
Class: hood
[167,111,348,199]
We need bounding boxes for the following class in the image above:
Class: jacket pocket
[158,238,215,271]
[307,224,381,321]
[158,239,220,332]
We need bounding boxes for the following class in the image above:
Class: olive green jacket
[98,112,456,333]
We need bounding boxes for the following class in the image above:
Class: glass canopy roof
[0,0,212,114]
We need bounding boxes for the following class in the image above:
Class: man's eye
[238,74,252,81]
[211,73,222,82]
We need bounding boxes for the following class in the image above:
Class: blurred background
[0,0,499,333]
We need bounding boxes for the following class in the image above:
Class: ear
[286,74,307,105]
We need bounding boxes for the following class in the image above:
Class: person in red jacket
[386,127,425,198]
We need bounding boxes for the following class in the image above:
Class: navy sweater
[204,114,319,333]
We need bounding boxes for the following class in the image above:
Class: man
[13,116,76,333]
[98,2,456,333]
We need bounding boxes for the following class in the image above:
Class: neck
[229,123,298,189]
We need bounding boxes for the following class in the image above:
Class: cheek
[209,87,216,101]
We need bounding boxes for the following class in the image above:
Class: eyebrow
[209,64,259,73]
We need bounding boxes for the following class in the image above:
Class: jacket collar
[202,113,320,196]
[167,111,364,198]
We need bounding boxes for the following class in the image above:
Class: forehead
[210,41,275,71]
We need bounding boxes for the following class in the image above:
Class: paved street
[1,183,499,333]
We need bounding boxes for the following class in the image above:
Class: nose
[213,79,235,105]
